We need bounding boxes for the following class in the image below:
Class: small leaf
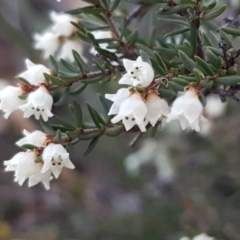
[199,92,207,106]
[16,77,30,85]
[87,103,105,128]
[104,126,123,136]
[178,50,197,72]
[164,27,190,38]
[73,100,84,127]
[20,144,38,150]
[66,144,74,159]
[217,76,240,86]
[201,4,227,22]
[193,68,205,83]
[172,77,191,86]
[189,23,197,55]
[194,56,215,76]
[49,55,58,74]
[54,115,76,130]
[72,50,88,74]
[159,4,192,15]
[54,88,70,107]
[150,120,162,137]
[158,89,176,98]
[83,135,101,156]
[70,84,88,95]
[54,129,62,143]
[111,0,121,11]
[168,81,184,91]
[40,119,55,135]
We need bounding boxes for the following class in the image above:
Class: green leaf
[78,132,101,140]
[60,59,80,73]
[98,94,110,118]
[70,84,88,95]
[158,88,176,98]
[111,0,121,11]
[178,50,197,72]
[217,76,240,86]
[220,27,240,36]
[154,51,167,72]
[194,56,215,76]
[81,75,105,84]
[54,129,62,143]
[72,100,84,127]
[172,77,191,86]
[20,144,38,150]
[150,120,162,137]
[204,48,221,69]
[158,17,189,26]
[137,44,155,58]
[164,27,190,38]
[40,119,55,135]
[139,50,151,65]
[67,6,106,15]
[83,135,101,156]
[104,126,123,136]
[199,92,207,106]
[201,4,227,22]
[72,50,88,74]
[154,47,177,59]
[159,4,192,15]
[127,30,139,45]
[193,68,205,83]
[54,88,70,107]
[44,73,66,86]
[49,55,58,75]
[87,103,105,128]
[16,77,30,85]
[54,115,76,130]
[168,81,184,91]
[190,23,197,55]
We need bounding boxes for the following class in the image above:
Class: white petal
[118,74,132,85]
[0,86,25,118]
[123,59,135,72]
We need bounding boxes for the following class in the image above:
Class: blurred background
[0,0,240,239]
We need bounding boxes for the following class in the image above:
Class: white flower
[111,91,148,132]
[28,164,52,190]
[193,233,215,240]
[0,86,25,118]
[19,86,54,121]
[90,30,115,55]
[58,39,85,62]
[50,11,78,37]
[205,95,227,118]
[18,59,50,85]
[34,32,60,59]
[145,92,169,126]
[119,56,154,88]
[105,88,130,115]
[42,143,75,178]
[179,233,215,240]
[166,88,207,132]
[16,129,47,148]
[4,151,52,190]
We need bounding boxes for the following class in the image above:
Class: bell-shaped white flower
[18,59,50,85]
[42,143,75,178]
[119,56,154,88]
[111,91,148,132]
[58,39,85,62]
[16,129,47,148]
[28,165,52,190]
[34,32,60,59]
[19,86,54,121]
[90,30,115,55]
[105,88,130,115]
[4,152,37,186]
[0,86,25,118]
[50,11,78,37]
[145,92,169,126]
[166,87,207,132]
[4,151,52,190]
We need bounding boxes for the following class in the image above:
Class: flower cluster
[4,130,75,190]
[105,57,208,132]
[106,57,169,132]
[0,59,53,121]
[34,11,82,61]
